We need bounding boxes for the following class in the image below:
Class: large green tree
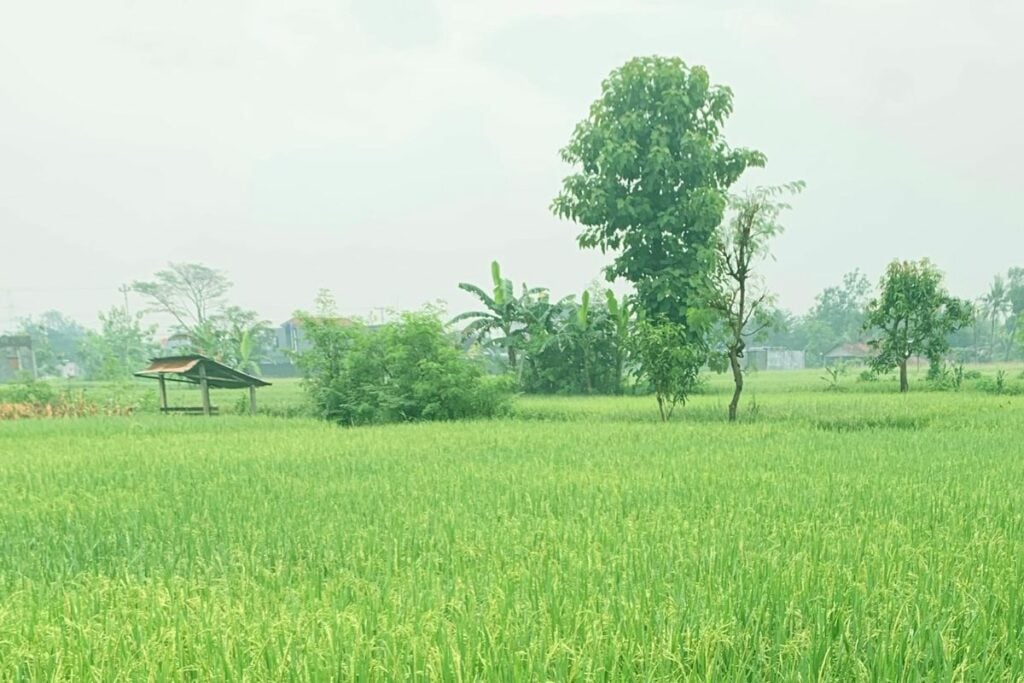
[552,56,765,333]
[863,259,972,393]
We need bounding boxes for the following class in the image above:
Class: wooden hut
[134,355,270,416]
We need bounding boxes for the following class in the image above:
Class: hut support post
[199,364,212,416]
[158,374,168,411]
[249,385,257,416]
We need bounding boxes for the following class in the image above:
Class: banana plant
[451,261,543,372]
[606,291,633,393]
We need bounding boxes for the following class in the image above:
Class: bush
[0,377,55,405]
[296,311,513,426]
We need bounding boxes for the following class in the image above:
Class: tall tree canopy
[133,262,271,371]
[551,56,765,329]
[132,262,230,336]
[864,259,972,393]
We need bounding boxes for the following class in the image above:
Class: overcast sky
[2,0,1022,332]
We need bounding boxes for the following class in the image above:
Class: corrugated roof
[824,342,871,358]
[134,355,271,389]
[144,357,201,374]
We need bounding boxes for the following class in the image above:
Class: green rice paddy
[2,372,1023,680]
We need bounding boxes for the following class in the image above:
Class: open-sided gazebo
[134,355,270,416]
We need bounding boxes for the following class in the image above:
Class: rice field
[2,373,1024,680]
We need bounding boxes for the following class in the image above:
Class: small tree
[630,319,703,421]
[863,259,973,392]
[79,307,157,380]
[709,183,802,421]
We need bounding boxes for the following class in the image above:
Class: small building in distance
[0,335,36,381]
[823,342,872,366]
[744,347,805,371]
[261,317,361,377]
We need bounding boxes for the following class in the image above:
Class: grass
[1,371,1024,679]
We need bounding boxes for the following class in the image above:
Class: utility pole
[117,284,133,371]
[118,284,131,316]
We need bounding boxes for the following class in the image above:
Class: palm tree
[981,275,1010,357]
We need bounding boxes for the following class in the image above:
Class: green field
[2,371,1024,680]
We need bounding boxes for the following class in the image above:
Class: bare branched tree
[709,182,803,421]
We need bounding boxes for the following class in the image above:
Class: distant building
[160,332,193,353]
[744,347,805,371]
[260,317,358,377]
[0,335,36,381]
[59,361,81,379]
[823,342,872,366]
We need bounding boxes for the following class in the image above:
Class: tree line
[7,56,1023,423]
[8,263,275,381]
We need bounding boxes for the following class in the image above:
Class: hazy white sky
[2,0,1022,332]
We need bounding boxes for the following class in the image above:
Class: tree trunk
[728,350,743,422]
[583,347,593,394]
[1005,318,1018,361]
[899,359,909,393]
[615,355,624,395]
[507,346,517,372]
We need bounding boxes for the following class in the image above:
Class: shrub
[629,319,703,421]
[0,378,55,405]
[296,310,513,426]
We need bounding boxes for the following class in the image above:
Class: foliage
[0,376,55,404]
[518,288,630,395]
[552,56,764,335]
[864,259,973,392]
[708,183,802,420]
[980,274,1011,360]
[0,392,135,419]
[452,261,546,373]
[132,262,230,334]
[1002,267,1024,360]
[802,270,872,364]
[453,265,634,395]
[821,363,847,391]
[78,307,158,380]
[14,311,87,375]
[297,309,512,425]
[133,262,272,371]
[629,318,703,421]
